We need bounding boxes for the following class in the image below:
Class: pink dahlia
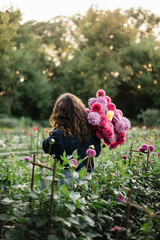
[24,156,31,161]
[141,144,148,150]
[117,109,123,117]
[122,155,128,160]
[109,141,119,149]
[86,148,96,157]
[114,120,126,133]
[88,97,97,108]
[105,96,111,104]
[87,112,101,126]
[96,130,103,139]
[91,102,103,113]
[99,113,108,128]
[116,138,126,145]
[70,158,78,166]
[96,96,108,114]
[96,89,106,97]
[138,147,145,153]
[117,193,125,202]
[148,145,155,152]
[117,131,126,140]
[102,126,114,141]
[85,108,91,115]
[107,103,116,112]
[122,117,131,131]
[111,226,122,231]
[112,111,122,124]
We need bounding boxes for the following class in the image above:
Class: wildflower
[122,155,128,160]
[141,144,148,150]
[148,160,153,164]
[147,138,153,143]
[2,143,6,148]
[138,147,145,153]
[148,145,155,152]
[153,152,158,156]
[44,128,49,133]
[24,156,31,161]
[70,158,78,166]
[143,126,146,129]
[33,127,37,132]
[117,193,125,202]
[111,226,122,231]
[107,103,116,112]
[96,89,106,97]
[86,148,96,157]
[28,132,32,136]
[91,102,103,113]
[129,135,133,138]
[87,112,101,126]
[133,127,136,131]
[107,110,114,121]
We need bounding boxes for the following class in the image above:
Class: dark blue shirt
[42,128,101,172]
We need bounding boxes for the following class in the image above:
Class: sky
[0,0,160,23]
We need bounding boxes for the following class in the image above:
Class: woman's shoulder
[50,128,64,137]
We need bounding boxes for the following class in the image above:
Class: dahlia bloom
[86,148,96,157]
[122,155,128,160]
[96,96,108,113]
[117,109,123,117]
[138,147,145,153]
[117,193,125,202]
[105,96,111,104]
[122,117,131,131]
[109,141,119,149]
[24,156,31,161]
[111,226,122,231]
[91,102,103,113]
[114,120,126,133]
[117,131,126,140]
[85,108,91,115]
[107,103,116,112]
[96,130,103,139]
[88,97,97,108]
[148,145,155,152]
[141,144,148,150]
[116,138,126,145]
[96,89,106,97]
[107,110,114,121]
[70,158,78,166]
[87,112,101,126]
[102,126,114,141]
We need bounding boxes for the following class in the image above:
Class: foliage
[0,126,160,239]
[137,108,160,127]
[0,6,160,120]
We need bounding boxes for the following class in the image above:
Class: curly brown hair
[49,93,91,142]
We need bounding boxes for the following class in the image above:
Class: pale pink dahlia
[87,112,101,126]
[88,97,97,108]
[86,148,96,157]
[122,117,131,131]
[114,120,126,133]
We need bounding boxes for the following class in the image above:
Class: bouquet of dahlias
[86,89,131,149]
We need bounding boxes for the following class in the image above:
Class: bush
[137,109,160,127]
[0,115,35,128]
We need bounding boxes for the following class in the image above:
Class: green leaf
[0,214,11,221]
[1,198,14,204]
[83,215,95,227]
[69,192,81,201]
[48,235,59,240]
[64,203,76,212]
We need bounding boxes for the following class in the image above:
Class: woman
[42,93,101,172]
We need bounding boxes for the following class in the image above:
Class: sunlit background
[0,0,160,22]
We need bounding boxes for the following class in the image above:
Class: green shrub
[137,108,160,127]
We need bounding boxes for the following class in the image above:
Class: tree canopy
[0,6,160,121]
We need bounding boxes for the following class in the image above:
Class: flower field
[0,126,160,240]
